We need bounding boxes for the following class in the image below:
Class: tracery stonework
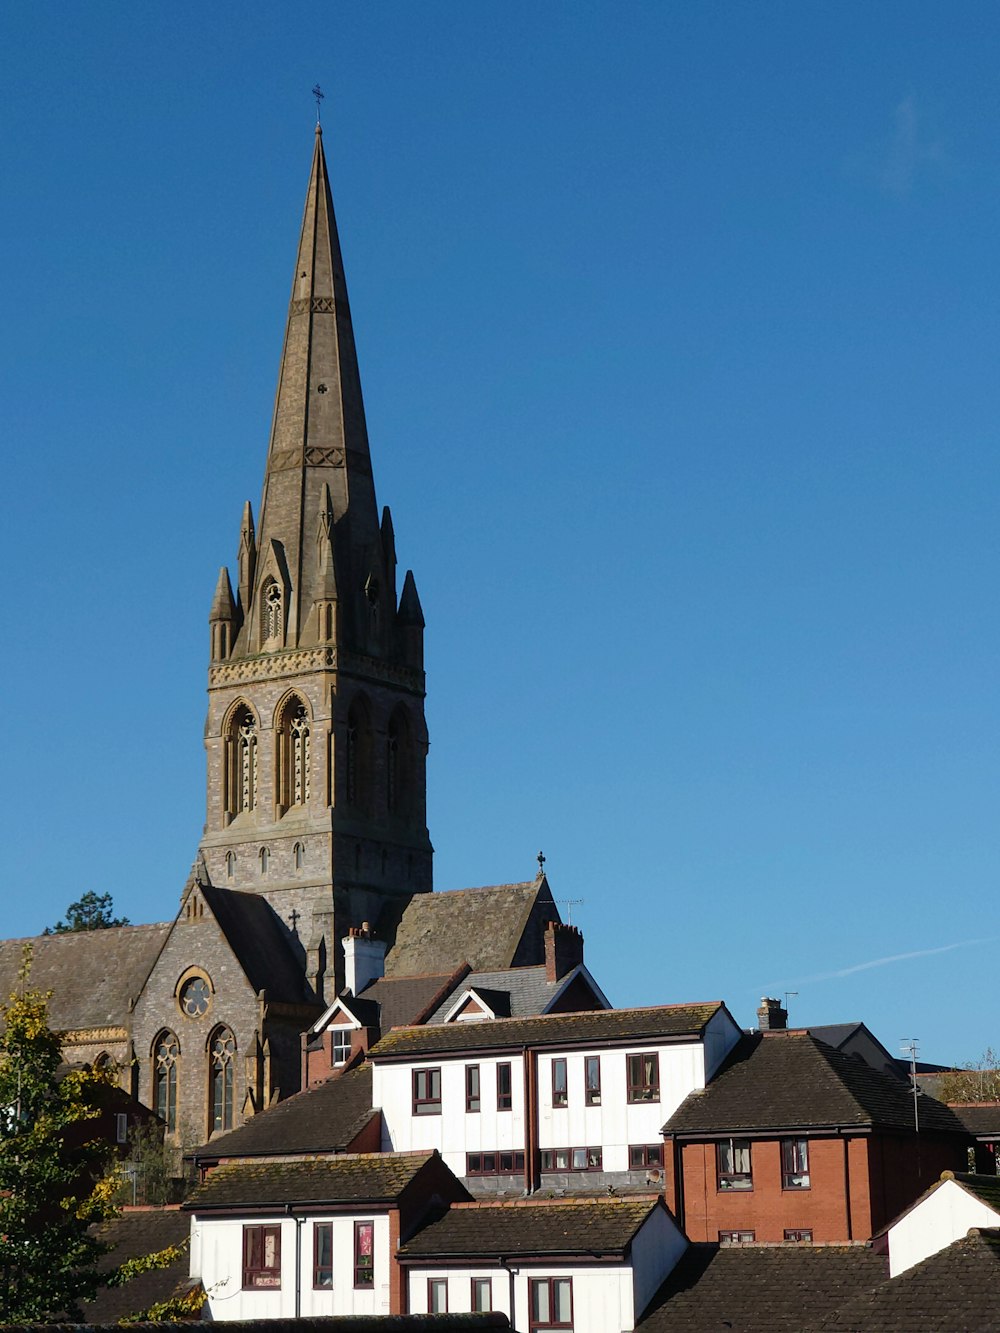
[291,704,310,805]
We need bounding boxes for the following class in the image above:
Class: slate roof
[951,1103,1000,1137]
[664,1033,969,1137]
[360,969,469,1033]
[401,1197,661,1259]
[370,1002,725,1061]
[188,1064,375,1162]
[86,1207,194,1324]
[200,884,315,1005]
[812,1229,1000,1330]
[639,1243,888,1332]
[185,1151,445,1210]
[428,965,591,1023]
[0,924,170,1032]
[384,877,556,976]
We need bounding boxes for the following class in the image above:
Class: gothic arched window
[294,841,305,870]
[262,578,283,645]
[225,850,236,879]
[153,1030,179,1134]
[259,846,269,875]
[277,696,310,811]
[226,704,258,818]
[209,1026,236,1134]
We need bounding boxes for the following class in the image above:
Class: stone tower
[199,126,432,996]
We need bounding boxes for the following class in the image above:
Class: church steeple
[199,127,432,997]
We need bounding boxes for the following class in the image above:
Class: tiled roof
[428,965,573,1023]
[953,1171,1000,1214]
[185,1151,440,1210]
[0,924,170,1032]
[370,1002,724,1061]
[664,1033,969,1137]
[189,1064,375,1161]
[639,1242,887,1331]
[812,1229,1000,1330]
[401,1197,661,1259]
[950,1103,1000,1136]
[201,884,315,1005]
[360,970,468,1033]
[86,1207,194,1324]
[384,878,555,976]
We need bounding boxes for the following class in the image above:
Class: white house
[399,1196,685,1330]
[885,1170,1000,1276]
[368,1001,741,1193]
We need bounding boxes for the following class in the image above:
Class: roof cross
[312,84,325,123]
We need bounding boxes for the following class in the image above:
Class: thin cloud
[764,936,997,991]
[846,96,948,196]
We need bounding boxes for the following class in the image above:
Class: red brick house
[662,1030,970,1243]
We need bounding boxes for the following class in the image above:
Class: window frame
[584,1054,601,1106]
[717,1138,753,1192]
[242,1223,282,1290]
[529,1275,574,1331]
[628,1143,664,1169]
[784,1228,813,1242]
[496,1061,513,1112]
[472,1276,492,1312]
[331,1028,352,1067]
[427,1277,448,1314]
[719,1229,755,1244]
[412,1066,442,1116]
[540,1145,603,1172]
[551,1057,568,1109]
[353,1220,374,1288]
[466,1063,481,1113]
[312,1221,333,1289]
[781,1137,811,1190]
[626,1050,660,1103]
[466,1150,525,1176]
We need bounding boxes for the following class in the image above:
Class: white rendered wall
[888,1179,1000,1276]
[702,1007,742,1080]
[628,1207,687,1320]
[406,1266,512,1320]
[192,1213,391,1320]
[407,1263,634,1332]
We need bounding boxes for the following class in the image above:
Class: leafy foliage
[119,1282,205,1323]
[109,1238,188,1287]
[938,1047,1000,1103]
[43,890,130,934]
[0,947,119,1322]
[117,1119,173,1206]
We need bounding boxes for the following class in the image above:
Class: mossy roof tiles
[184,1151,438,1211]
[400,1197,660,1259]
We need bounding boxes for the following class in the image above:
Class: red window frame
[540,1146,602,1172]
[427,1277,448,1313]
[784,1228,813,1242]
[353,1220,374,1288]
[717,1137,753,1191]
[551,1058,568,1108]
[628,1143,664,1169]
[626,1051,660,1103]
[472,1276,492,1312]
[497,1062,512,1111]
[242,1224,281,1289]
[466,1063,481,1113]
[781,1137,810,1189]
[719,1229,755,1244]
[312,1221,333,1289]
[466,1150,525,1176]
[529,1276,573,1330]
[584,1054,601,1106]
[412,1067,441,1116]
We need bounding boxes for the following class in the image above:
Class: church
[0,124,566,1149]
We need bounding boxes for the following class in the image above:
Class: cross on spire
[312,84,325,123]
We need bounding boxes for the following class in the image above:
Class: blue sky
[3,4,1000,1065]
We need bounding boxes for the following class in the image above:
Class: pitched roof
[200,884,315,1005]
[189,1064,375,1162]
[0,924,170,1032]
[950,1103,1000,1137]
[384,877,556,976]
[360,969,467,1033]
[664,1033,969,1137]
[427,965,593,1023]
[86,1207,194,1324]
[370,1002,725,1062]
[812,1229,1000,1330]
[184,1151,444,1210]
[952,1171,1000,1214]
[400,1197,661,1259]
[639,1242,888,1332]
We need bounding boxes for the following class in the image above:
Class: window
[354,1220,374,1287]
[466,1063,481,1113]
[226,850,236,879]
[179,976,211,1019]
[717,1138,753,1191]
[331,1029,352,1066]
[585,1055,601,1106]
[472,1277,492,1312]
[210,1026,236,1133]
[781,1137,810,1189]
[294,841,305,870]
[428,1278,448,1313]
[263,578,283,643]
[551,1058,568,1108]
[784,1229,813,1242]
[277,696,310,810]
[629,1143,664,1169]
[243,1224,281,1288]
[313,1222,333,1288]
[115,1112,128,1144]
[719,1230,755,1245]
[627,1051,660,1103]
[530,1276,573,1330]
[497,1062,512,1111]
[227,703,258,816]
[412,1067,441,1115]
[540,1146,602,1172]
[466,1150,525,1176]
[153,1030,178,1133]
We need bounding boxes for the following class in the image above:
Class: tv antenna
[901,1037,921,1132]
[784,991,798,1019]
[556,899,584,925]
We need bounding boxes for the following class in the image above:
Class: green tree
[938,1048,1000,1103]
[43,890,130,934]
[0,948,119,1321]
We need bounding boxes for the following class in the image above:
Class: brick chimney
[343,922,385,996]
[757,996,787,1031]
[544,920,584,983]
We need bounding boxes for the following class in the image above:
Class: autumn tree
[938,1048,1000,1103]
[44,890,130,934]
[0,948,119,1321]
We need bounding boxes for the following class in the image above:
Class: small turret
[397,568,425,669]
[380,506,398,613]
[209,567,237,661]
[237,501,256,613]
